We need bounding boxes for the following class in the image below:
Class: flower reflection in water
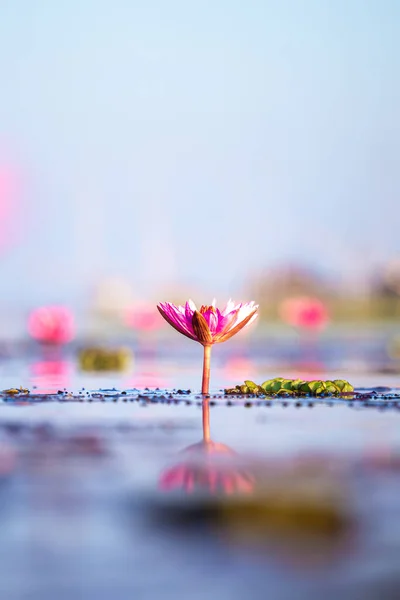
[159,401,255,496]
[30,359,72,393]
[156,404,354,567]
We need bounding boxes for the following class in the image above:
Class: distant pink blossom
[0,164,21,252]
[280,296,329,331]
[28,306,75,344]
[125,303,162,332]
[157,299,258,346]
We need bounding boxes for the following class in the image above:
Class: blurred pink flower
[28,306,75,344]
[0,164,21,252]
[279,296,329,331]
[125,303,162,332]
[157,299,258,346]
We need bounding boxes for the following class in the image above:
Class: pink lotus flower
[157,299,258,345]
[157,300,258,394]
[28,306,75,345]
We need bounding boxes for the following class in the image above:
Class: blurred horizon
[1,0,400,318]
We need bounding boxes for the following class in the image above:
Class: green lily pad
[291,379,305,391]
[325,381,339,394]
[280,379,294,391]
[276,388,294,396]
[225,377,354,398]
[333,380,354,393]
[300,382,312,394]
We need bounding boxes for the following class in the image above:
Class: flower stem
[201,344,212,395]
[202,400,211,443]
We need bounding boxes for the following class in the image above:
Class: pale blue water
[1,341,400,599]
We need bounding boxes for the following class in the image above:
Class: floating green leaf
[244,380,258,391]
[291,379,304,391]
[325,380,339,394]
[280,379,294,391]
[225,377,354,398]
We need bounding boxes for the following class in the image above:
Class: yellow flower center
[200,305,215,314]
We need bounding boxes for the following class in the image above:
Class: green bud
[240,384,249,394]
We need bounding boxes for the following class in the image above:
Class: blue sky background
[0,0,399,309]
